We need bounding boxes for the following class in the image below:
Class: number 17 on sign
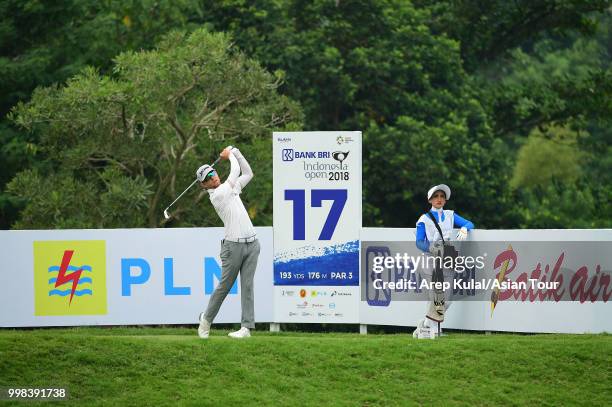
[284,189,347,241]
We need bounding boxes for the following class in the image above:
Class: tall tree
[482,12,612,228]
[8,29,301,229]
[0,0,201,228]
[415,0,610,71]
[220,0,517,226]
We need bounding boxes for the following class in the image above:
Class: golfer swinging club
[413,184,474,339]
[197,146,260,339]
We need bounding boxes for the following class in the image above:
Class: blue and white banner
[273,132,362,323]
[0,227,274,327]
[359,228,612,334]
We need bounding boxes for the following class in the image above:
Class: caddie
[196,146,260,339]
[413,184,474,339]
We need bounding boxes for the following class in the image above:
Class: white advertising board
[273,132,362,323]
[2,223,609,334]
[360,228,612,333]
[0,227,274,327]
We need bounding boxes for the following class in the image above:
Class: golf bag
[425,212,459,323]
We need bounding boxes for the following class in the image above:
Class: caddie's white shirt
[416,208,455,277]
[208,181,255,240]
[417,208,455,243]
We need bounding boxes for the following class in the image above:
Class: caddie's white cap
[427,184,451,200]
[196,164,215,182]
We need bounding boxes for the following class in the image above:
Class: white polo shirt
[207,177,256,240]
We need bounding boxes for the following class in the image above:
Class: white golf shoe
[228,327,251,338]
[412,319,425,338]
[412,319,436,339]
[198,313,211,339]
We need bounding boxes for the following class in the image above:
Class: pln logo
[33,240,107,316]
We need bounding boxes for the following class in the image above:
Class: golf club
[163,156,222,220]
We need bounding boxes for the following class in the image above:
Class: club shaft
[163,155,223,215]
[164,179,198,213]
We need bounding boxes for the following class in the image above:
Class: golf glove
[456,227,468,241]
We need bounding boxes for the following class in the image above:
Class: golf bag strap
[427,212,446,244]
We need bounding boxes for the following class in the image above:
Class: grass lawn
[0,327,610,406]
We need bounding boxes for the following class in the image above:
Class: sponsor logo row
[276,135,354,145]
[281,289,353,298]
[288,312,345,318]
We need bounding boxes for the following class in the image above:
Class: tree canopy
[3,0,611,229]
[7,29,301,228]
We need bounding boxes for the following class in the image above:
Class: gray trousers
[204,239,260,329]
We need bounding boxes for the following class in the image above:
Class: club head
[163,209,170,219]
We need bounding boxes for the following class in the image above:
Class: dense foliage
[2,0,611,229]
[7,29,300,228]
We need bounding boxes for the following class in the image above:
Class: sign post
[273,132,362,323]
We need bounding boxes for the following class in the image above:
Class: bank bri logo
[34,240,107,316]
[282,148,294,161]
